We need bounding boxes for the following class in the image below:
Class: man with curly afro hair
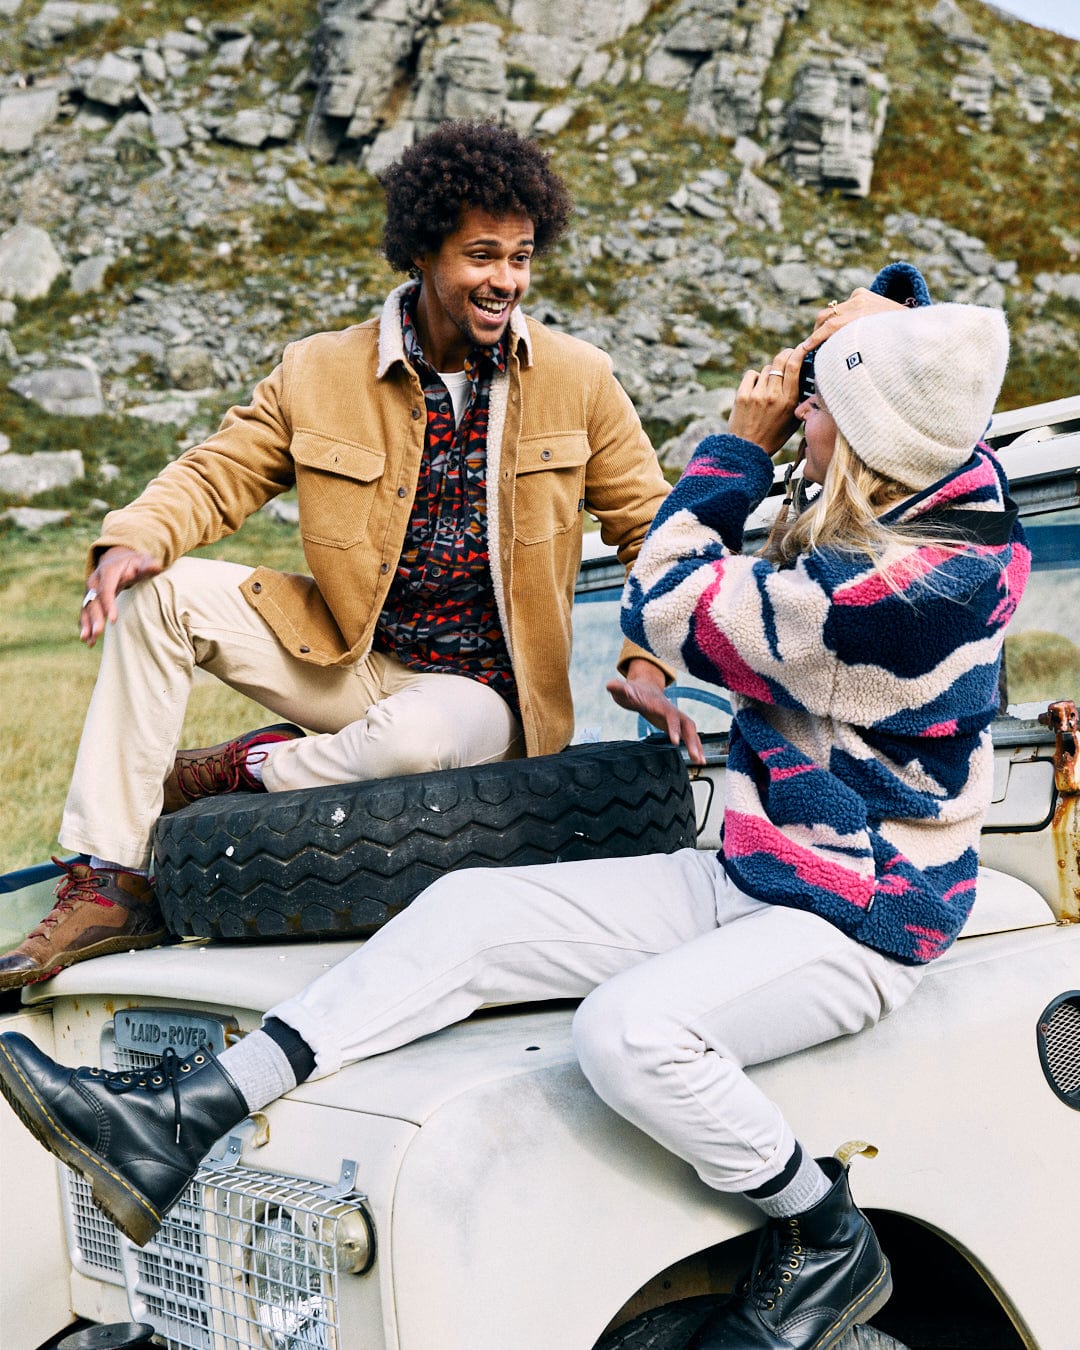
[0,119,699,997]
[380,120,573,273]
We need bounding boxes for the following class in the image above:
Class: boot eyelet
[788,1258,799,1269]
[781,1271,792,1282]
[120,1075,131,1083]
[89,1068,100,1076]
[193,1054,205,1064]
[151,1075,163,1084]
[180,1063,192,1072]
[764,1299,775,1310]
[792,1245,802,1255]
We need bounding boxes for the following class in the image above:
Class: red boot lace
[174,739,252,804]
[32,857,118,936]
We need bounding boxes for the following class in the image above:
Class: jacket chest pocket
[292,430,387,548]
[513,433,590,545]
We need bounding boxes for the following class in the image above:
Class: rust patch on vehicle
[1039,700,1080,923]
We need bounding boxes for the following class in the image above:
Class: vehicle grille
[60,1043,372,1348]
[63,1044,160,1282]
[62,1161,371,1349]
[65,1170,125,1279]
[1037,991,1080,1107]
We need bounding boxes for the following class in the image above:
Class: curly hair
[380,120,573,273]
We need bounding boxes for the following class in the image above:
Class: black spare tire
[152,739,696,942]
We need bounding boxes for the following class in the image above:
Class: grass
[2,0,1079,869]
[1,1,317,80]
[1004,630,1080,706]
[0,514,306,875]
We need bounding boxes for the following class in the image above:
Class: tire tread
[153,740,696,941]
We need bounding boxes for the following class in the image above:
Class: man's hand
[804,287,905,352]
[607,660,705,765]
[79,546,163,646]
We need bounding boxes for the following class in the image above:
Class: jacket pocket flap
[516,432,591,474]
[292,429,386,482]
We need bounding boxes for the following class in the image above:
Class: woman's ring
[766,369,784,378]
[828,299,840,313]
[81,588,98,608]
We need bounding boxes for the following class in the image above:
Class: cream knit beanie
[813,302,1009,491]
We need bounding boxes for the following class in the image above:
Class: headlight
[248,1203,332,1349]
[245,1195,374,1349]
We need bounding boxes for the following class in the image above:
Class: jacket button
[540,449,552,461]
[397,486,407,497]
[380,562,390,573]
[251,581,262,593]
[299,645,310,654]
[411,407,422,420]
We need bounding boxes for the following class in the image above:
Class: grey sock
[88,856,149,877]
[749,1150,832,1219]
[243,742,280,785]
[218,1029,297,1112]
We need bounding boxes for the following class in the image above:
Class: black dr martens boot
[0,1031,249,1247]
[689,1154,892,1350]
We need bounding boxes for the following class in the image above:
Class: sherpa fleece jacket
[622,435,1031,965]
[92,284,672,760]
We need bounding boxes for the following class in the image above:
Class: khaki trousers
[60,558,524,869]
[270,849,922,1194]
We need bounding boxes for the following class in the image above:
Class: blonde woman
[614,300,1030,1346]
[0,302,1030,1350]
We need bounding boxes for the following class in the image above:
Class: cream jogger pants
[60,557,523,869]
[270,849,923,1195]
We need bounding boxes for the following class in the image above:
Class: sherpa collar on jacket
[375,280,534,380]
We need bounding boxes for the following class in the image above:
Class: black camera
[798,349,816,404]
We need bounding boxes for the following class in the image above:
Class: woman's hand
[727,346,803,457]
[804,287,905,351]
[79,546,163,646]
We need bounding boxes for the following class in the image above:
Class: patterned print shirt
[373,285,517,707]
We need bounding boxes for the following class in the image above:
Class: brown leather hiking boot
[161,722,304,814]
[0,859,166,991]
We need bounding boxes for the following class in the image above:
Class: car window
[569,583,734,743]
[1002,504,1080,717]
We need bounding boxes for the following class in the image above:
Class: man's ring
[81,588,98,608]
[766,369,784,378]
[828,300,840,313]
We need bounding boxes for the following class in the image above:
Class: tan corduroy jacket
[93,285,672,758]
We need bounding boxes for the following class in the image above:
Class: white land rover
[2,396,1079,1350]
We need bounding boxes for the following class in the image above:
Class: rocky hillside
[1,0,1077,531]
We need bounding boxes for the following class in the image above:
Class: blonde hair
[761,431,960,577]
